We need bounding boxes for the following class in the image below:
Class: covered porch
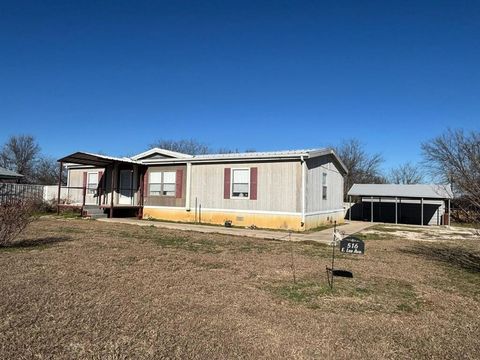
[56,152,146,218]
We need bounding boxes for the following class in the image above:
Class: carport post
[399,197,402,222]
[395,197,398,224]
[421,198,424,226]
[349,195,352,221]
[448,199,451,225]
[371,196,373,222]
[379,197,382,221]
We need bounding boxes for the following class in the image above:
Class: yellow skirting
[304,212,345,229]
[142,207,304,231]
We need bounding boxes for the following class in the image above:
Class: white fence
[43,185,86,205]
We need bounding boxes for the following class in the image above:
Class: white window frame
[230,168,250,200]
[87,172,98,194]
[149,171,176,197]
[322,172,327,200]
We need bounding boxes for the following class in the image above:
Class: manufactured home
[57,148,347,231]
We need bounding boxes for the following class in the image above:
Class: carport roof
[347,184,453,199]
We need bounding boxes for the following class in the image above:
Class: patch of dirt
[361,224,480,242]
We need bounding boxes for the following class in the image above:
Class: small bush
[34,199,56,214]
[0,199,37,246]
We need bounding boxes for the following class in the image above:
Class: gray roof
[0,166,23,179]
[193,148,321,159]
[136,148,349,174]
[131,147,193,160]
[60,147,348,175]
[348,184,453,199]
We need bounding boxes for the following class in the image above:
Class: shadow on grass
[401,244,480,273]
[1,236,72,251]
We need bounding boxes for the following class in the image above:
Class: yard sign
[326,225,366,289]
[339,236,365,255]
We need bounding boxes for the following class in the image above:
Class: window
[162,171,176,196]
[87,173,98,194]
[149,171,176,196]
[322,172,327,200]
[232,169,250,198]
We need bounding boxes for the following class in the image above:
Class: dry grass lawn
[0,217,479,359]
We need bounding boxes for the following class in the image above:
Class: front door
[86,172,99,205]
[119,170,133,205]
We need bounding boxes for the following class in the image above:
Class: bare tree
[150,139,211,155]
[216,147,238,154]
[422,129,480,225]
[33,156,64,185]
[334,139,385,199]
[0,135,40,182]
[149,138,253,155]
[389,162,424,184]
[215,147,257,154]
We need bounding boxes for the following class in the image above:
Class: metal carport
[347,184,453,226]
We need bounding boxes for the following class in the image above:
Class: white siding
[190,161,301,213]
[305,156,344,213]
[66,167,104,204]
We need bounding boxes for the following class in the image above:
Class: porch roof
[58,152,140,167]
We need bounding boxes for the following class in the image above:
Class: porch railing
[56,186,141,208]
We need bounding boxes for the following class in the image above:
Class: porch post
[139,167,144,207]
[82,174,86,208]
[110,164,116,218]
[138,166,145,219]
[56,161,63,215]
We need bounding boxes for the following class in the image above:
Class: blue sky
[0,0,479,172]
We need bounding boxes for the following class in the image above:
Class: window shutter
[143,170,148,196]
[82,172,87,188]
[176,169,183,198]
[250,167,258,200]
[224,168,231,199]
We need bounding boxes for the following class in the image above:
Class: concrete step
[82,206,107,219]
[89,213,108,219]
[85,208,105,215]
[83,205,101,209]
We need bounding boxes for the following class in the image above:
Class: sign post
[326,226,365,290]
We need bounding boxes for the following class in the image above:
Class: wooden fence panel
[0,183,45,204]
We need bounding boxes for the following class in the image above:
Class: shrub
[0,198,36,246]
